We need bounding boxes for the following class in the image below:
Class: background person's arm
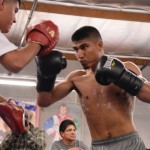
[0,133,17,150]
[26,124,46,150]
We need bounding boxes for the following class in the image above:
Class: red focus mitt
[0,99,25,135]
[26,20,59,56]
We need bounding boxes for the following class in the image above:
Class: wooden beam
[62,52,150,66]
[21,1,150,22]
[20,1,150,66]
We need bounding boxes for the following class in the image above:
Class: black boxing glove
[95,55,144,96]
[36,50,67,92]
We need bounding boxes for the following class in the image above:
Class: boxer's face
[0,0,19,33]
[73,38,104,70]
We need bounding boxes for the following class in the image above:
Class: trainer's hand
[26,20,59,56]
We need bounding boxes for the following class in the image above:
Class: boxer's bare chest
[73,74,132,114]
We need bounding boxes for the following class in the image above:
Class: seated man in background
[51,119,89,150]
[0,111,46,150]
[45,103,74,142]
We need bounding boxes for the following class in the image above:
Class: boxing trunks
[91,131,146,150]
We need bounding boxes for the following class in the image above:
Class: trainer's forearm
[0,43,41,73]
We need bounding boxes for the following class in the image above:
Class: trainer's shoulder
[124,61,142,75]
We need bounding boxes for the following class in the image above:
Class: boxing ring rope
[19,0,38,48]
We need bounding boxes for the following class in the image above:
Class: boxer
[36,26,150,150]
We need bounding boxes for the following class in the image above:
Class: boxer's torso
[72,69,136,141]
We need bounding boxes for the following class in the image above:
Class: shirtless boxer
[36,26,150,150]
[0,0,59,135]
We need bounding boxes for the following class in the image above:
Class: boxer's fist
[37,50,67,77]
[95,55,143,95]
[95,55,125,85]
[26,20,59,56]
[36,50,67,92]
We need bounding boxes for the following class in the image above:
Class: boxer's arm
[37,70,78,107]
[95,57,143,96]
[137,80,150,103]
[36,51,67,93]
[124,61,150,103]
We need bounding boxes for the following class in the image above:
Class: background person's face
[61,125,76,141]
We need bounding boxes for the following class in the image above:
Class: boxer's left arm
[136,78,150,103]
[95,56,150,102]
[124,61,150,102]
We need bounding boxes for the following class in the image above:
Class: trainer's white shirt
[0,31,17,56]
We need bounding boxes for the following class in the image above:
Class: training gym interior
[0,0,150,149]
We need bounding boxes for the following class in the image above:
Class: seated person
[51,119,89,150]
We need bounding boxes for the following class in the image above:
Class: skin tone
[0,0,41,103]
[61,125,82,150]
[0,0,41,73]
[37,36,150,141]
[0,0,19,33]
[61,125,76,145]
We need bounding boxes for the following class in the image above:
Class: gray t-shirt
[51,139,89,150]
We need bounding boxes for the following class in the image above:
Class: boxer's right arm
[36,50,67,92]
